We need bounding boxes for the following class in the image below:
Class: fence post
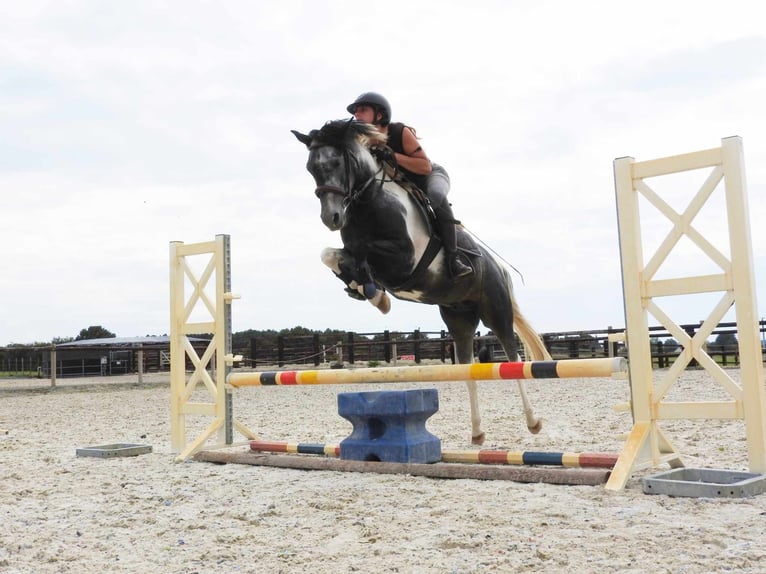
[439,330,447,363]
[413,329,421,364]
[312,334,320,366]
[683,324,698,367]
[761,319,765,362]
[50,349,56,388]
[347,332,355,364]
[383,330,391,363]
[568,338,578,359]
[137,349,144,384]
[277,335,285,367]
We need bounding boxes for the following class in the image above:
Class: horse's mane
[311,119,387,150]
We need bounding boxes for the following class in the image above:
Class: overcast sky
[3,1,766,345]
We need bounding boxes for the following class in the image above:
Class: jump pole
[193,450,612,485]
[227,357,627,387]
[247,440,619,468]
[609,136,766,490]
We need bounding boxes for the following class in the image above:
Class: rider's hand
[370,146,396,165]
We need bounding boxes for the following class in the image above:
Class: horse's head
[292,120,385,231]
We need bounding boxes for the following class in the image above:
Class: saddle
[378,161,481,292]
[380,162,437,230]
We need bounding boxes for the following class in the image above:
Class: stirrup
[449,253,473,278]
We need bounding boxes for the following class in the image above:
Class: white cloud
[2,0,766,343]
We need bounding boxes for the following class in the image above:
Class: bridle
[313,144,385,208]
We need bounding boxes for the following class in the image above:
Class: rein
[313,146,386,207]
[311,133,441,292]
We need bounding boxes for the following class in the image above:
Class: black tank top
[387,122,428,190]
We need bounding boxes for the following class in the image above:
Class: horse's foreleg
[363,286,391,314]
[320,248,390,314]
[354,259,391,314]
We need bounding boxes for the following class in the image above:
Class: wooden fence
[2,321,764,377]
[246,321,766,368]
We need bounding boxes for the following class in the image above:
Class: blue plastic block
[338,389,441,463]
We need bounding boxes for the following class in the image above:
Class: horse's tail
[504,268,552,361]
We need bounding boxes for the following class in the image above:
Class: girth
[379,163,467,293]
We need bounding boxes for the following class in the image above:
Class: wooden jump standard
[611,136,766,490]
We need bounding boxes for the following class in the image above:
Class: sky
[2,0,766,345]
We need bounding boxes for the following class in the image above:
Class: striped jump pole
[249,440,619,469]
[228,357,627,387]
[195,449,612,485]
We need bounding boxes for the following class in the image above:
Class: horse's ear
[291,130,312,147]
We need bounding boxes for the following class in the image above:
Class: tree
[662,338,680,351]
[278,326,313,337]
[713,332,738,350]
[75,326,116,341]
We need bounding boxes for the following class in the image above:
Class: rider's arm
[393,126,432,175]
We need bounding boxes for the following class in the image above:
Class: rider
[346,92,473,279]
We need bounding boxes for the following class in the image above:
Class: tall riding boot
[436,204,473,279]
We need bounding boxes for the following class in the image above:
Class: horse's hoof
[527,418,543,434]
[375,293,391,314]
[471,432,486,446]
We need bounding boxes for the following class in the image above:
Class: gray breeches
[425,163,451,211]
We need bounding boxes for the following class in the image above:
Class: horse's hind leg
[480,269,543,434]
[465,380,484,444]
[440,306,485,445]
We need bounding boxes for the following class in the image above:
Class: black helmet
[346,92,391,126]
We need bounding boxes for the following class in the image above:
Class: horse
[292,119,551,444]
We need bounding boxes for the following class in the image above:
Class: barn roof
[56,336,208,348]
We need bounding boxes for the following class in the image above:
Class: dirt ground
[1,368,765,573]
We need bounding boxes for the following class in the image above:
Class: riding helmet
[346,92,391,126]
